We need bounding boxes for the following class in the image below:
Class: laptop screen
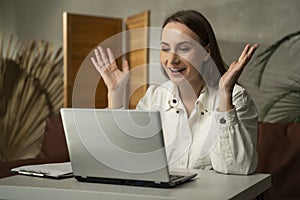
[61,108,171,182]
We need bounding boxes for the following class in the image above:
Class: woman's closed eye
[160,42,193,53]
[161,47,171,52]
[160,46,191,53]
[176,43,192,53]
[160,43,171,52]
[177,47,191,53]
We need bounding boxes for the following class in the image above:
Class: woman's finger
[91,57,103,74]
[237,43,259,67]
[238,44,250,62]
[123,60,129,73]
[94,48,104,66]
[91,57,98,68]
[107,48,117,70]
[98,46,110,66]
[247,44,259,60]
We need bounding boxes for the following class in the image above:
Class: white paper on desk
[11,162,73,178]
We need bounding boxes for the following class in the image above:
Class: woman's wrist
[218,89,233,112]
[107,86,127,109]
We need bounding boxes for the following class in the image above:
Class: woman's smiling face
[160,22,208,85]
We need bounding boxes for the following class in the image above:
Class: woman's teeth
[169,68,186,73]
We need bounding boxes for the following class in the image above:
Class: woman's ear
[205,44,210,53]
[204,53,210,62]
[203,44,210,62]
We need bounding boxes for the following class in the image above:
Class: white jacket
[136,81,258,175]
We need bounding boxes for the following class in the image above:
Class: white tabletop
[0,169,270,200]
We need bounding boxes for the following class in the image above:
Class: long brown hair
[162,10,227,76]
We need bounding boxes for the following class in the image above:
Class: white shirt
[136,81,258,175]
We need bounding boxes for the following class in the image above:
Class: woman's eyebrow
[177,41,193,46]
[160,42,169,46]
[160,41,193,46]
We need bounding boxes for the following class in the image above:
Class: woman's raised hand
[219,43,259,94]
[218,43,259,111]
[91,46,129,92]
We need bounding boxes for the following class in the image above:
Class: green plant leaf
[260,80,300,122]
[252,30,300,88]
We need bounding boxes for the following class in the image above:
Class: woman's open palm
[91,46,129,92]
[219,44,259,93]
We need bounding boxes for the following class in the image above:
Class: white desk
[0,169,270,200]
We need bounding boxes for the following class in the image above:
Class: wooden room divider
[63,10,149,109]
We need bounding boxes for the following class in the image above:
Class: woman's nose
[168,52,180,65]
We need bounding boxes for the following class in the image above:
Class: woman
[91,10,259,175]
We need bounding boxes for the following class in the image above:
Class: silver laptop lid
[60,108,170,182]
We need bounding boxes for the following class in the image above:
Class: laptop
[60,108,197,188]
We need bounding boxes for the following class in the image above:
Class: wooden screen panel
[126,11,150,109]
[63,12,122,108]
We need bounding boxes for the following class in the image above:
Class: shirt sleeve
[210,86,258,175]
[136,87,153,110]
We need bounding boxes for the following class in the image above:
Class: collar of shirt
[163,81,218,114]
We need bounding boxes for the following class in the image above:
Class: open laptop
[60,108,197,188]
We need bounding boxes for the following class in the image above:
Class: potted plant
[251,30,300,122]
[0,34,63,162]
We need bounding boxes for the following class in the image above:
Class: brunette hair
[162,10,227,76]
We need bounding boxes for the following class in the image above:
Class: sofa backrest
[256,122,300,200]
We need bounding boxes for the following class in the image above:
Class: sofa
[1,116,299,200]
[256,122,300,200]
